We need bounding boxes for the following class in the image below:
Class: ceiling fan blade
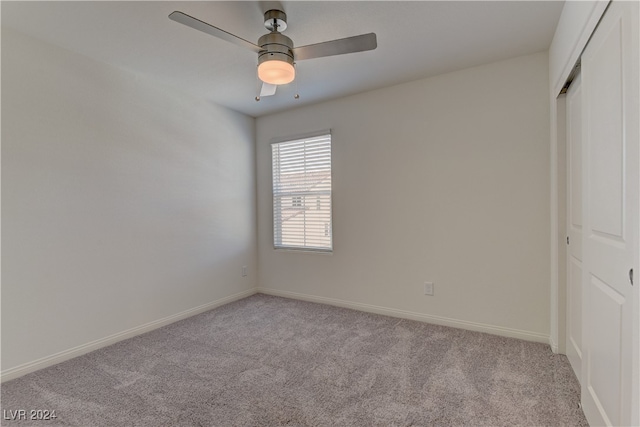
[260,82,277,97]
[293,33,377,61]
[169,11,261,53]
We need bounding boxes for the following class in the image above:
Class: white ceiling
[2,1,564,118]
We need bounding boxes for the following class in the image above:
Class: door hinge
[567,236,570,245]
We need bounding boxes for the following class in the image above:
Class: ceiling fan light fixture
[258,59,295,85]
[170,9,377,98]
[257,31,295,85]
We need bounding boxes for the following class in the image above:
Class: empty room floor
[1,295,587,426]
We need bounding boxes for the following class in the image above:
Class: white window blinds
[272,134,332,252]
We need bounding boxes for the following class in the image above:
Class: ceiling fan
[169,8,377,100]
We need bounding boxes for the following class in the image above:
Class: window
[272,133,332,252]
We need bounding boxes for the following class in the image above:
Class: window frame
[271,130,333,253]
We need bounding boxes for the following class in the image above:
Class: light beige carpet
[1,294,587,426]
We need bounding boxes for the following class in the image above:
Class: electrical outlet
[424,282,434,296]
[241,266,248,277]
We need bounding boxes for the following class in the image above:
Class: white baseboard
[257,287,550,344]
[549,336,560,354]
[3,287,552,383]
[1,288,258,383]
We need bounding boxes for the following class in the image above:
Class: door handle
[630,268,634,286]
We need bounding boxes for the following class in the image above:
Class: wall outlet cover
[424,282,434,296]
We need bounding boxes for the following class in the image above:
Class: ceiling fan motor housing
[258,32,295,67]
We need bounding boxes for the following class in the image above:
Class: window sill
[273,248,333,255]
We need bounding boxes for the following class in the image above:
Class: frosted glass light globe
[258,60,295,85]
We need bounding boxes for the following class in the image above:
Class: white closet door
[580,1,639,426]
[565,73,582,383]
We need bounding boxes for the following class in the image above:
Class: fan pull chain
[294,63,300,100]
[255,65,261,102]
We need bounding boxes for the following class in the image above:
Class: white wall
[1,28,257,375]
[256,52,550,341]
